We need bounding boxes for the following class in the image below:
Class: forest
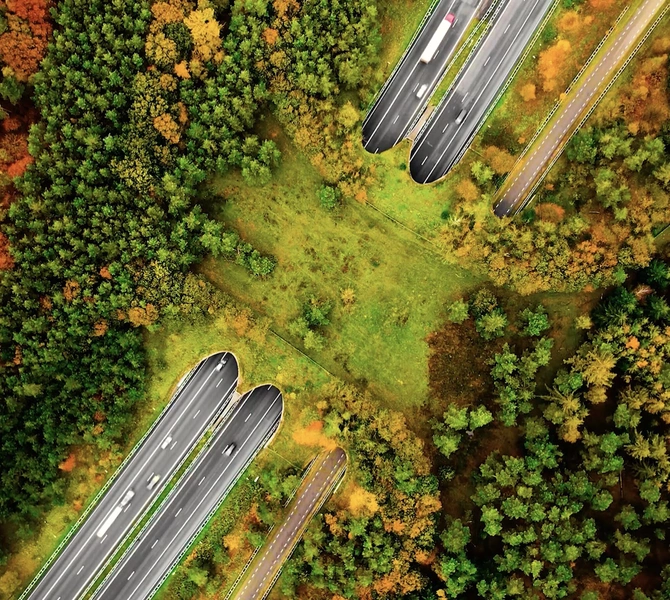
[0,0,376,521]
[0,0,669,599]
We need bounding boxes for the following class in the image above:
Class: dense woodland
[1,0,670,599]
[274,260,670,599]
[0,0,377,527]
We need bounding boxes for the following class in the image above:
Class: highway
[410,0,555,183]
[232,448,347,600]
[362,0,480,153]
[21,352,239,600]
[493,0,668,216]
[92,385,284,600]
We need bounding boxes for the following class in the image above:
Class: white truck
[96,490,134,538]
[420,13,456,63]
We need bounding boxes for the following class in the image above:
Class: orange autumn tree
[0,0,53,270]
[0,0,52,82]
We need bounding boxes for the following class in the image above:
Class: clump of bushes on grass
[446,289,509,340]
[288,296,333,350]
[208,230,276,277]
[318,184,341,210]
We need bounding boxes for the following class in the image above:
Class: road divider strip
[406,0,503,138]
[410,0,511,153]
[91,388,282,600]
[78,367,240,600]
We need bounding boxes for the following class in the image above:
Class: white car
[223,443,236,457]
[416,84,428,99]
[147,474,161,490]
[160,435,173,449]
[215,358,227,371]
[120,490,135,507]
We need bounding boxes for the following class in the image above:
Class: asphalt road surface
[233,447,347,600]
[410,0,555,183]
[92,385,284,600]
[22,352,239,600]
[493,0,667,216]
[362,0,479,154]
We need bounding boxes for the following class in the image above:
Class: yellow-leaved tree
[184,7,222,63]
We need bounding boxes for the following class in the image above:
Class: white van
[416,84,428,99]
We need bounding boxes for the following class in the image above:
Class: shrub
[475,309,508,341]
[302,296,333,328]
[447,299,469,324]
[318,185,341,210]
[469,288,499,319]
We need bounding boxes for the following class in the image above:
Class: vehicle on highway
[96,490,135,539]
[161,435,173,449]
[455,108,468,125]
[420,13,455,63]
[147,474,161,490]
[120,489,135,506]
[215,357,227,371]
[96,507,123,539]
[416,84,428,99]
[223,443,236,456]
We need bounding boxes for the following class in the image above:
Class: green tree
[520,305,550,337]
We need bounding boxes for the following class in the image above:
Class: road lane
[232,448,347,600]
[21,352,239,600]
[92,385,284,600]
[493,0,668,216]
[410,0,555,183]
[362,0,479,153]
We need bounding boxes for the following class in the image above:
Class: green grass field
[202,125,483,413]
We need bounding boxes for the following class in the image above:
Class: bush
[469,288,499,319]
[447,299,469,324]
[242,250,275,277]
[318,185,341,210]
[303,329,325,351]
[475,309,508,340]
[302,296,333,328]
[0,76,24,105]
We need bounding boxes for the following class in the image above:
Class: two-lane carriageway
[362,0,480,153]
[21,352,239,600]
[232,447,347,600]
[410,0,555,183]
[92,385,284,600]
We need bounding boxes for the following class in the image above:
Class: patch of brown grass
[426,319,498,408]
